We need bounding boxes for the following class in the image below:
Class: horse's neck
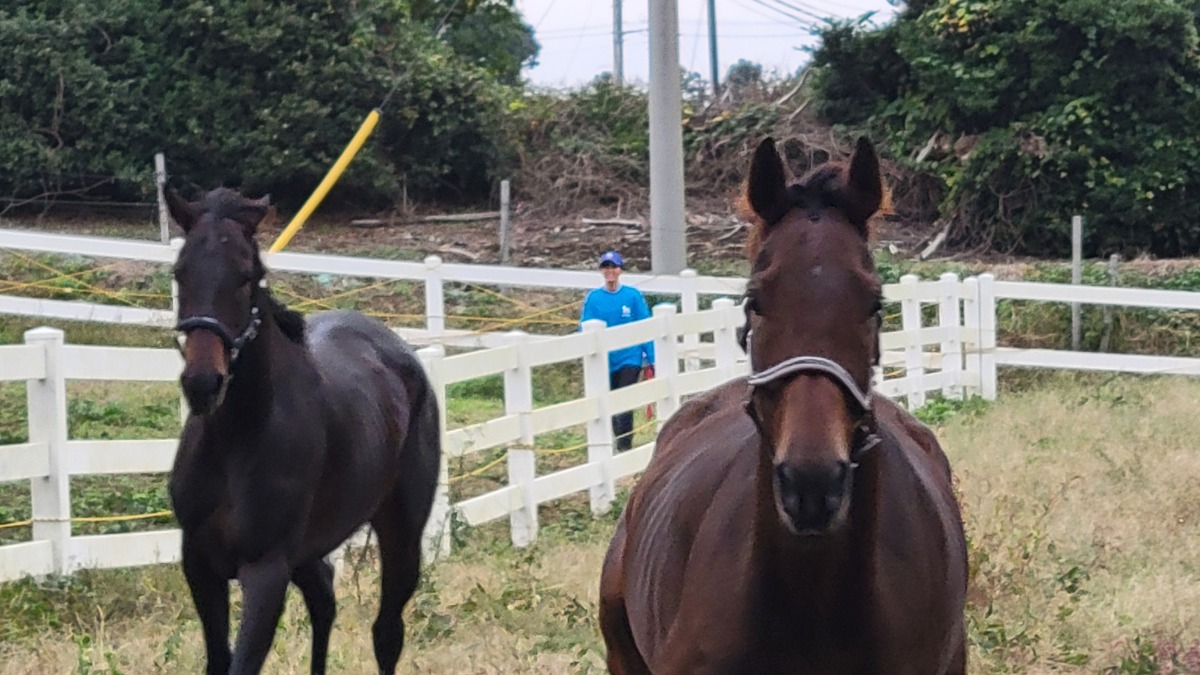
[207,315,292,428]
[752,449,883,610]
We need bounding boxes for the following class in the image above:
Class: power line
[688,1,706,74]
[750,0,824,27]
[730,0,818,30]
[533,0,559,29]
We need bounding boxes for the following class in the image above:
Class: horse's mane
[259,283,307,345]
[246,247,305,345]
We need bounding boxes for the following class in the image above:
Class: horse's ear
[238,194,272,238]
[747,137,791,225]
[843,136,883,234]
[165,189,200,234]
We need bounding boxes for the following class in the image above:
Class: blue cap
[599,250,624,268]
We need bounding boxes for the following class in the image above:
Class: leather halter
[744,333,882,466]
[175,290,263,367]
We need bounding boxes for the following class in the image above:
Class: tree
[0,0,535,209]
[811,0,1200,257]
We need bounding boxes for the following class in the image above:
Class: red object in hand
[643,365,656,419]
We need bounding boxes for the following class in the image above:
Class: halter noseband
[175,293,262,367]
[744,339,882,466]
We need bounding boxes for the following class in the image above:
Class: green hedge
[0,0,536,208]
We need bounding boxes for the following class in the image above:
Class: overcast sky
[514,0,900,89]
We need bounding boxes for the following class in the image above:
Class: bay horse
[166,188,440,674]
[599,137,968,674]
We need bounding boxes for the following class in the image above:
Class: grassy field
[0,373,1198,673]
[3,248,1200,672]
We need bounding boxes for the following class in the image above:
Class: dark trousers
[610,365,642,451]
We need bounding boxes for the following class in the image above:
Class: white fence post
[582,319,615,515]
[899,274,925,409]
[652,304,680,425]
[961,277,981,398]
[978,273,998,400]
[170,237,187,425]
[417,344,451,562]
[423,255,445,340]
[938,272,963,400]
[679,269,700,372]
[503,331,538,546]
[25,327,70,575]
[712,297,739,379]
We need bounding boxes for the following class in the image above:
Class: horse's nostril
[181,371,226,412]
[775,463,799,490]
[774,461,850,534]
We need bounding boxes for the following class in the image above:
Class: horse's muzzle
[774,461,851,535]
[181,371,228,415]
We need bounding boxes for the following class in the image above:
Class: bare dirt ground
[4,195,1199,283]
[0,193,949,272]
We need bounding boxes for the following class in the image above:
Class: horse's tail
[402,353,442,531]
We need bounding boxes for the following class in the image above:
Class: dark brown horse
[166,188,440,674]
[599,137,968,674]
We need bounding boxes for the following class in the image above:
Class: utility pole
[707,0,720,97]
[613,0,624,85]
[648,0,687,273]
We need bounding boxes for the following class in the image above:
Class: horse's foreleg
[182,539,232,675]
[230,554,291,675]
[292,558,337,675]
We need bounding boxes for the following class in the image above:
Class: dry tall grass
[1,373,1198,673]
[947,373,1200,673]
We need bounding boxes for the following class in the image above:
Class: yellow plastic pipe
[268,108,382,253]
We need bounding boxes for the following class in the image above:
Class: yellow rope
[7,251,145,306]
[1,251,168,304]
[448,451,509,484]
[71,510,173,523]
[0,510,175,531]
[0,277,168,301]
[448,418,659,481]
[462,282,543,313]
[465,299,584,334]
[287,276,410,309]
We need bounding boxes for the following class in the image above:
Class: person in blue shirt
[580,250,655,451]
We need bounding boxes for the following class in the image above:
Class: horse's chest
[171,438,319,564]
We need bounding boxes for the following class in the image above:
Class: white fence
[0,270,1002,582]
[4,226,1200,583]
